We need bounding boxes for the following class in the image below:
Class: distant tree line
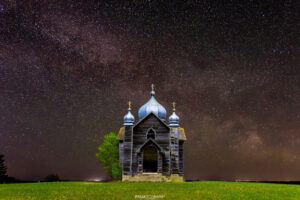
[44,174,60,182]
[1,154,63,183]
[0,154,21,183]
[0,154,8,183]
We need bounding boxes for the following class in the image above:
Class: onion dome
[123,101,134,126]
[169,102,179,127]
[138,84,167,121]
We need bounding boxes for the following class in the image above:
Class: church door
[143,146,158,172]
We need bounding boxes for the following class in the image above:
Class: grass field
[0,181,299,200]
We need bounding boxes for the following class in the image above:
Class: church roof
[178,127,187,140]
[133,112,170,130]
[138,86,167,121]
[117,125,186,141]
[117,126,125,140]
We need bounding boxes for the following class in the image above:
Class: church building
[117,85,186,181]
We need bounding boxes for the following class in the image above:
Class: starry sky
[0,0,299,181]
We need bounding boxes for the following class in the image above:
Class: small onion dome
[124,102,134,126]
[138,85,167,121]
[169,103,179,127]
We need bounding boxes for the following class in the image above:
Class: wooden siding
[170,128,179,174]
[179,141,184,176]
[122,126,133,174]
[132,114,170,175]
[119,113,185,177]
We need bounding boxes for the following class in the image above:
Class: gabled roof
[133,112,170,130]
[136,138,165,153]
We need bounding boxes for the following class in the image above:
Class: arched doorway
[143,146,158,172]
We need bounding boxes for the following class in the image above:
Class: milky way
[0,1,299,181]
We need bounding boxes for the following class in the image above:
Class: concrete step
[122,173,184,182]
[122,173,170,182]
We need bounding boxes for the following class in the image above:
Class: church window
[147,129,155,139]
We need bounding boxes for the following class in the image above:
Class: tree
[44,174,60,182]
[0,154,8,183]
[96,132,121,180]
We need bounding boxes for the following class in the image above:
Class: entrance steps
[122,173,183,182]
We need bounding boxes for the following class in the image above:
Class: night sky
[0,1,299,181]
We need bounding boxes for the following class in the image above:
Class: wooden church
[117,85,186,181]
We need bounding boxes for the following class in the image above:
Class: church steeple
[169,102,179,127]
[138,84,167,121]
[123,101,135,126]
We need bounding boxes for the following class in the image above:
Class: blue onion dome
[169,102,179,127]
[138,85,167,121]
[124,101,134,125]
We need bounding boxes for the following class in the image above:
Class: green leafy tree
[0,154,8,183]
[96,132,121,180]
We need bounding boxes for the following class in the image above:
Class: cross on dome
[150,84,155,96]
[172,102,176,109]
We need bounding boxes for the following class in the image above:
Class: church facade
[117,86,186,181]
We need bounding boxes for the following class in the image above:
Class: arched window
[147,129,155,139]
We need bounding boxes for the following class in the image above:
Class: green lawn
[0,181,299,200]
